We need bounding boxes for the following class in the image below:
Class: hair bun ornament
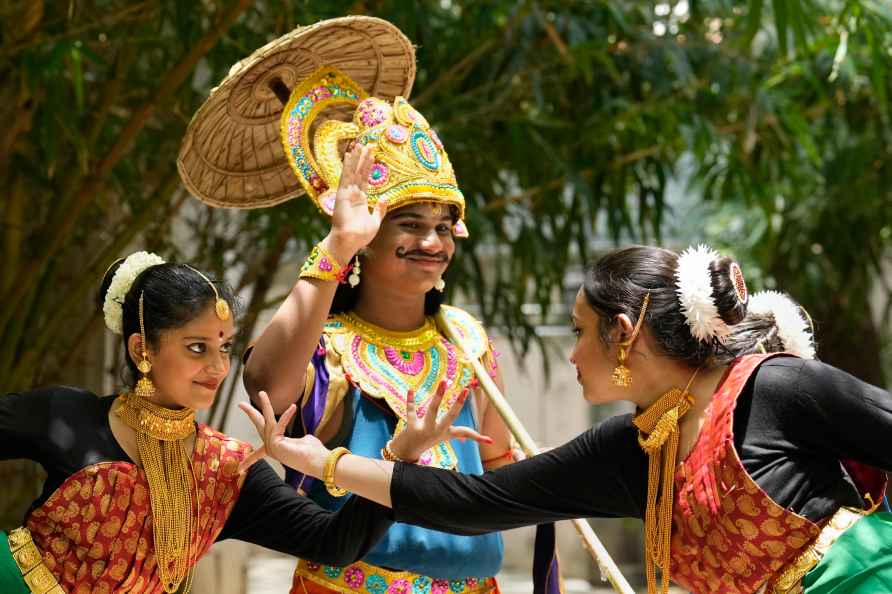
[675,244,732,343]
[103,252,165,335]
[748,291,816,359]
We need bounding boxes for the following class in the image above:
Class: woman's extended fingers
[238,401,266,436]
[275,403,297,436]
[448,425,493,445]
[238,445,266,475]
[257,391,277,438]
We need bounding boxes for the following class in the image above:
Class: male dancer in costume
[243,66,522,594]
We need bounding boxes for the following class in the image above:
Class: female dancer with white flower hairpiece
[0,252,476,593]
[241,244,892,594]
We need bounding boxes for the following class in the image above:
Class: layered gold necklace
[633,368,700,594]
[115,392,198,593]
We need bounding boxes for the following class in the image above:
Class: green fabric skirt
[0,531,30,594]
[803,511,892,593]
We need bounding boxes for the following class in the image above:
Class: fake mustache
[395,247,449,262]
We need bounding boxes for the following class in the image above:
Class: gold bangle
[299,243,351,283]
[323,446,351,497]
[380,439,401,462]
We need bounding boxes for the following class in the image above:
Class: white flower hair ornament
[103,251,166,334]
[748,291,816,359]
[675,244,745,343]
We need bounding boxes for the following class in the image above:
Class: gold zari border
[767,506,869,594]
[7,527,65,594]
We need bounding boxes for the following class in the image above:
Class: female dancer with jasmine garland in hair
[0,254,472,593]
[242,245,892,594]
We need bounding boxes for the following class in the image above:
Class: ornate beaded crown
[280,65,468,237]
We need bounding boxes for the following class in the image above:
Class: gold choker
[116,392,195,440]
[115,393,198,593]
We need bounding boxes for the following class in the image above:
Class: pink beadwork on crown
[357,98,390,127]
[385,124,409,144]
[368,162,390,187]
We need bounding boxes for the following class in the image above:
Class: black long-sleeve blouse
[392,357,892,534]
[0,385,393,566]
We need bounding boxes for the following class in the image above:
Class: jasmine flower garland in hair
[103,251,165,334]
[748,291,816,359]
[675,244,731,343]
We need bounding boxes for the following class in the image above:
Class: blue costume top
[286,306,504,579]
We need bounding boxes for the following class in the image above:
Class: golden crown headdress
[280,66,468,237]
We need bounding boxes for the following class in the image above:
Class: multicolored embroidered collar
[323,306,488,469]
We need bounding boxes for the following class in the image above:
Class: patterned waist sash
[294,558,498,594]
[766,506,870,594]
[6,527,64,594]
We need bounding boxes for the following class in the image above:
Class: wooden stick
[436,312,636,594]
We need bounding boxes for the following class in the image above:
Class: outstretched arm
[242,145,385,414]
[218,458,393,566]
[240,392,647,535]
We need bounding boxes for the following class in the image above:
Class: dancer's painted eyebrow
[390,212,425,220]
[390,212,452,222]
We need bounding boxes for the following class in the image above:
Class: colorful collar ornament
[322,306,488,469]
[280,65,469,237]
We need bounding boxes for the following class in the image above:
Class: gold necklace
[633,368,700,594]
[115,393,198,593]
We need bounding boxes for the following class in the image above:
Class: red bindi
[219,331,224,338]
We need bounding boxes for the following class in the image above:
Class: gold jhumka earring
[611,292,651,388]
[134,292,156,399]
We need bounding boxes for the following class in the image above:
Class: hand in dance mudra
[239,382,491,477]
[329,143,389,258]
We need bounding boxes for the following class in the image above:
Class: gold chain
[633,368,700,594]
[115,393,198,593]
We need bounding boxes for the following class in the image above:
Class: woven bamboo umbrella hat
[177,16,416,209]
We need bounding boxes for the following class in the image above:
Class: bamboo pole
[436,312,636,594]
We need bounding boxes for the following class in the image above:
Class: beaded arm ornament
[299,243,353,284]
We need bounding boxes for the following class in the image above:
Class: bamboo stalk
[436,311,636,594]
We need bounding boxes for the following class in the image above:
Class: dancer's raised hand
[238,391,330,478]
[389,381,493,463]
[325,144,388,261]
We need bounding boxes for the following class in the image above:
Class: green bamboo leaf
[743,0,764,50]
[772,0,789,56]
[69,43,84,113]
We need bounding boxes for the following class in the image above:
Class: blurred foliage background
[0,0,891,481]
